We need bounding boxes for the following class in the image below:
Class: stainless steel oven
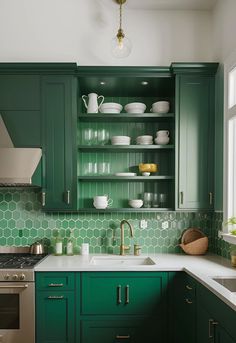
[0,247,47,343]
[0,279,34,343]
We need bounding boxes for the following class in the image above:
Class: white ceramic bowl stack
[124,102,146,114]
[136,135,153,145]
[128,199,143,208]
[111,136,131,145]
[100,102,123,113]
[151,101,170,114]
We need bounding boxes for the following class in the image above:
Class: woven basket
[180,228,208,255]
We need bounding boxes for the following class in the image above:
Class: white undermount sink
[90,256,156,266]
[212,277,236,292]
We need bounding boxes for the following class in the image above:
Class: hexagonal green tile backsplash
[0,190,229,257]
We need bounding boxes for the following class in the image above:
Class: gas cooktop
[0,253,46,269]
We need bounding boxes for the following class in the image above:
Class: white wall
[0,0,213,65]
[212,0,236,62]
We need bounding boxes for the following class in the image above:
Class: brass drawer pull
[47,296,64,299]
[116,335,130,339]
[208,319,218,338]
[48,283,64,287]
[125,285,130,304]
[117,285,122,304]
[185,298,193,304]
[186,285,192,290]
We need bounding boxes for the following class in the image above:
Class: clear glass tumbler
[143,192,153,208]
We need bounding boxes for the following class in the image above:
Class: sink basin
[212,277,236,292]
[90,256,156,266]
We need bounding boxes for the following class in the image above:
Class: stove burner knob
[19,273,26,281]
[4,274,10,281]
[12,274,19,281]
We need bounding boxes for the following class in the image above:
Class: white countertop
[35,253,236,312]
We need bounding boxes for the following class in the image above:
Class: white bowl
[129,199,143,208]
[124,102,146,114]
[136,135,153,140]
[151,101,170,114]
[100,102,123,114]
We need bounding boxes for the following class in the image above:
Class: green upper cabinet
[41,73,77,210]
[173,63,218,210]
[0,70,41,147]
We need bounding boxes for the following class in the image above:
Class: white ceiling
[125,0,217,10]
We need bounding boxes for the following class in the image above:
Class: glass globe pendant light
[111,0,132,58]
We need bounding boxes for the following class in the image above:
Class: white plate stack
[136,135,153,145]
[111,136,131,145]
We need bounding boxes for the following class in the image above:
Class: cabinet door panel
[177,75,214,209]
[81,272,168,315]
[36,291,74,343]
[216,326,236,343]
[0,75,40,110]
[41,76,77,210]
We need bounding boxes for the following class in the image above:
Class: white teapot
[155,130,170,145]
[82,93,104,113]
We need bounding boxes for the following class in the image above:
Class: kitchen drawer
[36,272,75,291]
[80,272,168,315]
[81,318,164,343]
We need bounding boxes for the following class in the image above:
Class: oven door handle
[0,284,28,288]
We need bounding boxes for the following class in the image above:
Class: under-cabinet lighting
[141,81,149,86]
[100,81,106,85]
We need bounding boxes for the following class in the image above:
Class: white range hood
[0,115,42,186]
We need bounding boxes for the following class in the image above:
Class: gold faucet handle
[124,245,131,251]
[134,244,141,256]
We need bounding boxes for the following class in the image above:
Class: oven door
[0,282,34,343]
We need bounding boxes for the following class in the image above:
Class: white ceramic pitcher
[82,93,104,113]
[155,130,170,145]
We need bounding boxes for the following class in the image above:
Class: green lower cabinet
[36,291,75,343]
[196,283,236,343]
[81,272,168,316]
[170,272,196,343]
[81,318,163,343]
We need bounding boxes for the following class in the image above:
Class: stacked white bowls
[100,102,123,113]
[124,102,146,113]
[111,136,131,145]
[151,101,170,114]
[136,135,153,145]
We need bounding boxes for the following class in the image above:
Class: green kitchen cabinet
[81,318,161,343]
[0,70,41,147]
[176,74,215,210]
[170,272,196,343]
[196,282,236,343]
[41,75,77,210]
[36,272,76,343]
[172,63,219,210]
[80,271,168,315]
[78,272,168,343]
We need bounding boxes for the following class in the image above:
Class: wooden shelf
[78,144,174,152]
[78,207,173,213]
[78,176,174,181]
[78,113,175,122]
